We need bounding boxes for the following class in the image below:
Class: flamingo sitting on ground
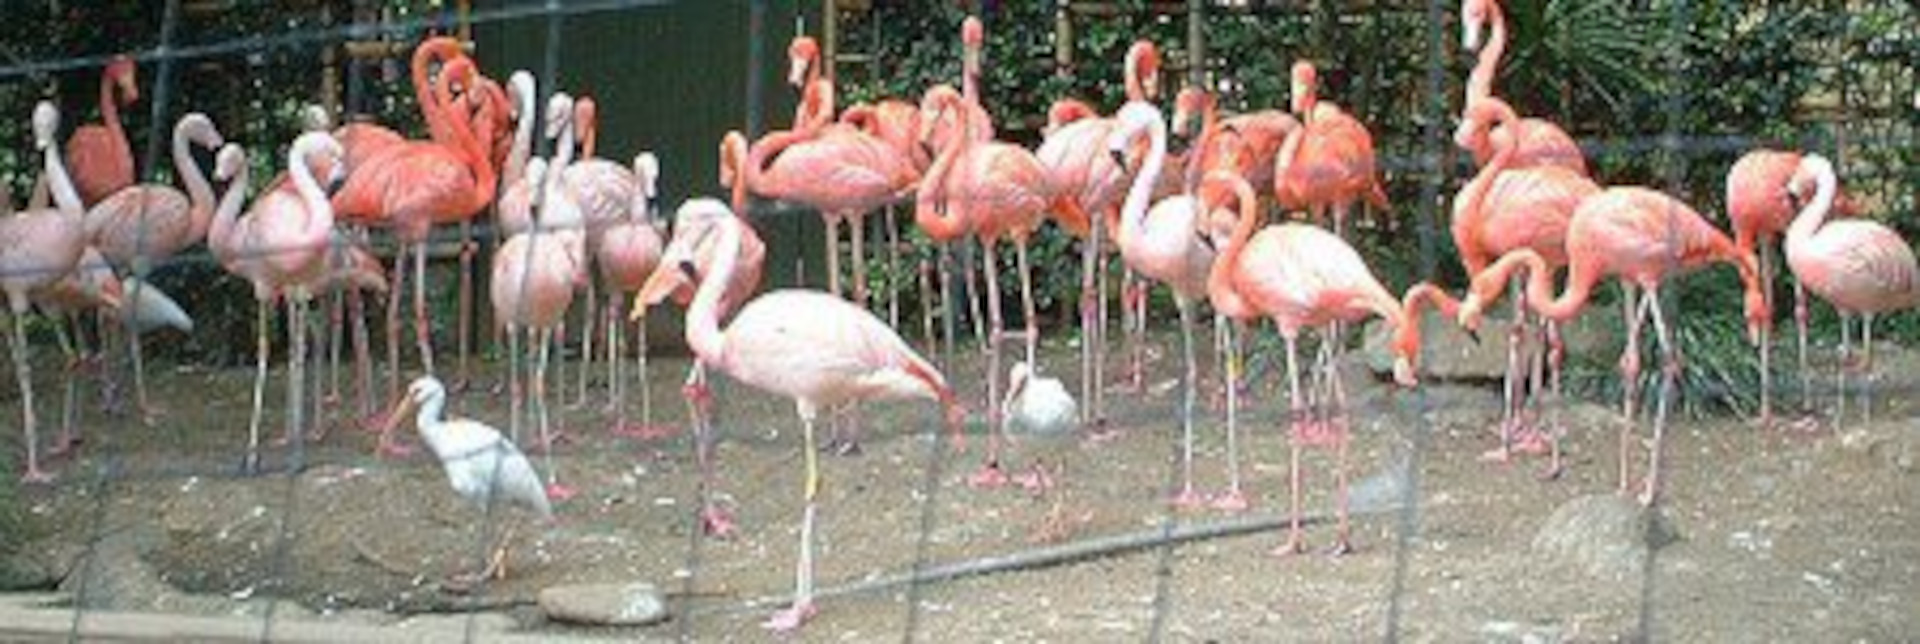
[1782,154,1919,425]
[1726,148,1860,426]
[1450,98,1599,472]
[83,113,223,422]
[1458,0,1587,175]
[381,376,553,586]
[66,55,138,207]
[1274,61,1390,237]
[918,85,1070,486]
[595,153,664,436]
[4,102,90,483]
[634,198,962,632]
[1459,188,1769,506]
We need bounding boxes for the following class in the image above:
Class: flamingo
[4,102,89,483]
[490,112,588,500]
[1209,199,1444,554]
[26,248,122,463]
[595,153,665,437]
[1782,154,1919,425]
[917,85,1067,486]
[286,105,388,434]
[333,40,499,408]
[1103,102,1221,506]
[1172,85,1299,194]
[495,71,542,238]
[1274,61,1390,237]
[66,55,138,207]
[1034,39,1163,429]
[1459,188,1769,505]
[1726,149,1860,426]
[633,198,961,632]
[957,16,997,143]
[1458,0,1588,175]
[840,97,926,332]
[82,113,223,422]
[1450,98,1600,471]
[557,95,641,406]
[379,376,553,585]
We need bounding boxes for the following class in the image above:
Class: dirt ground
[4,326,1916,642]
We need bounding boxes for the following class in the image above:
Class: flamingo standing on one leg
[3,102,90,483]
[596,153,664,436]
[634,198,962,632]
[1450,98,1599,473]
[1103,102,1220,507]
[83,113,224,423]
[1460,189,1769,506]
[918,85,1066,486]
[1782,154,1919,427]
[1458,0,1588,175]
[1726,149,1860,426]
[66,55,138,207]
[1274,61,1390,237]
[560,96,640,408]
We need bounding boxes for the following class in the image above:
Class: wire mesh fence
[0,0,1915,641]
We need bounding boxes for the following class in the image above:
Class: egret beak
[99,277,126,311]
[380,396,417,439]
[1465,327,1482,345]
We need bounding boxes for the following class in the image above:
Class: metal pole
[1186,0,1204,89]
[746,0,768,138]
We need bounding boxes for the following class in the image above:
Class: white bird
[381,376,552,582]
[117,276,194,334]
[1002,362,1080,541]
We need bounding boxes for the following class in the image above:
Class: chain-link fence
[0,0,1914,641]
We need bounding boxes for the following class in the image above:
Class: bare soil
[4,329,1916,642]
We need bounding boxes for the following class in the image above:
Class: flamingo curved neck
[44,133,83,216]
[1466,1,1508,105]
[1117,113,1167,243]
[1206,177,1258,318]
[1453,106,1518,274]
[174,125,217,241]
[724,135,750,214]
[412,40,462,146]
[1784,162,1837,247]
[506,91,536,187]
[1123,49,1151,103]
[1483,249,1590,322]
[99,71,129,157]
[685,215,743,363]
[1394,283,1460,359]
[287,143,331,246]
[914,97,974,240]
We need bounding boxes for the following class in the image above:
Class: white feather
[1005,362,1077,438]
[404,377,552,520]
[119,277,194,334]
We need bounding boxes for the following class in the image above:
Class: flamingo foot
[699,506,737,539]
[611,422,679,441]
[1325,538,1354,558]
[1082,421,1121,444]
[48,434,84,459]
[1510,426,1552,456]
[376,437,415,459]
[1210,489,1250,513]
[968,463,1010,488]
[1269,532,1307,557]
[1012,468,1055,493]
[544,482,577,502]
[823,436,863,457]
[1171,487,1208,509]
[18,466,55,485]
[1478,446,1515,463]
[761,601,818,632]
[1293,419,1339,448]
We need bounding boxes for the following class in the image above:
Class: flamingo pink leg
[1210,316,1250,512]
[969,240,1010,489]
[11,311,55,484]
[1272,333,1307,556]
[763,406,823,632]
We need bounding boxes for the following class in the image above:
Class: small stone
[538,581,669,626]
[1532,494,1680,582]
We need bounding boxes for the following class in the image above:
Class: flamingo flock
[5,5,1916,632]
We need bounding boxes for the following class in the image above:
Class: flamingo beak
[787,57,808,88]
[1108,148,1130,173]
[634,263,689,319]
[1464,22,1482,52]
[1392,357,1418,388]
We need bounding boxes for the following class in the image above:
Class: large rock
[1531,494,1680,581]
[538,581,668,626]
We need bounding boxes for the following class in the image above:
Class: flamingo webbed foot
[761,600,818,632]
[1209,489,1250,513]
[699,505,737,539]
[544,482,577,502]
[1269,532,1307,558]
[18,467,55,485]
[1171,487,1208,509]
[967,463,1010,488]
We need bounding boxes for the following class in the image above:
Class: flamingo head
[545,92,575,143]
[213,144,246,183]
[1289,61,1318,115]
[1455,286,1492,333]
[1125,40,1161,101]
[636,198,730,313]
[1461,0,1493,51]
[177,113,225,152]
[32,101,59,150]
[1785,153,1834,204]
[299,104,333,132]
[1171,87,1209,138]
[788,36,820,88]
[1044,99,1096,136]
[106,55,139,104]
[633,152,661,217]
[574,97,599,142]
[718,131,746,189]
[1104,102,1161,172]
[962,16,985,49]
[916,84,967,152]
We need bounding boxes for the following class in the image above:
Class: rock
[1532,494,1680,581]
[538,582,668,626]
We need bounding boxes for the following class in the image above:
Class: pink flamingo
[1726,148,1860,425]
[634,198,960,632]
[1173,85,1299,194]
[918,85,1067,486]
[595,153,664,436]
[66,56,138,207]
[1034,39,1163,429]
[333,41,499,412]
[1459,188,1769,505]
[1451,98,1599,470]
[1458,0,1587,175]
[556,95,641,406]
[495,71,542,238]
[82,113,223,422]
[1104,102,1221,506]
[1782,154,1919,424]
[4,102,90,483]
[27,247,125,461]
[1210,204,1443,555]
[1274,61,1390,236]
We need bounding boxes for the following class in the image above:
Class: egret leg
[1271,333,1307,556]
[1212,315,1249,512]
[1640,292,1678,507]
[970,241,1009,488]
[412,241,435,377]
[245,298,271,473]
[1172,297,1203,508]
[10,311,52,484]
[763,405,822,632]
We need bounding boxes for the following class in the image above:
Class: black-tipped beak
[1465,328,1482,345]
[677,259,700,282]
[920,140,937,160]
[1108,149,1129,173]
